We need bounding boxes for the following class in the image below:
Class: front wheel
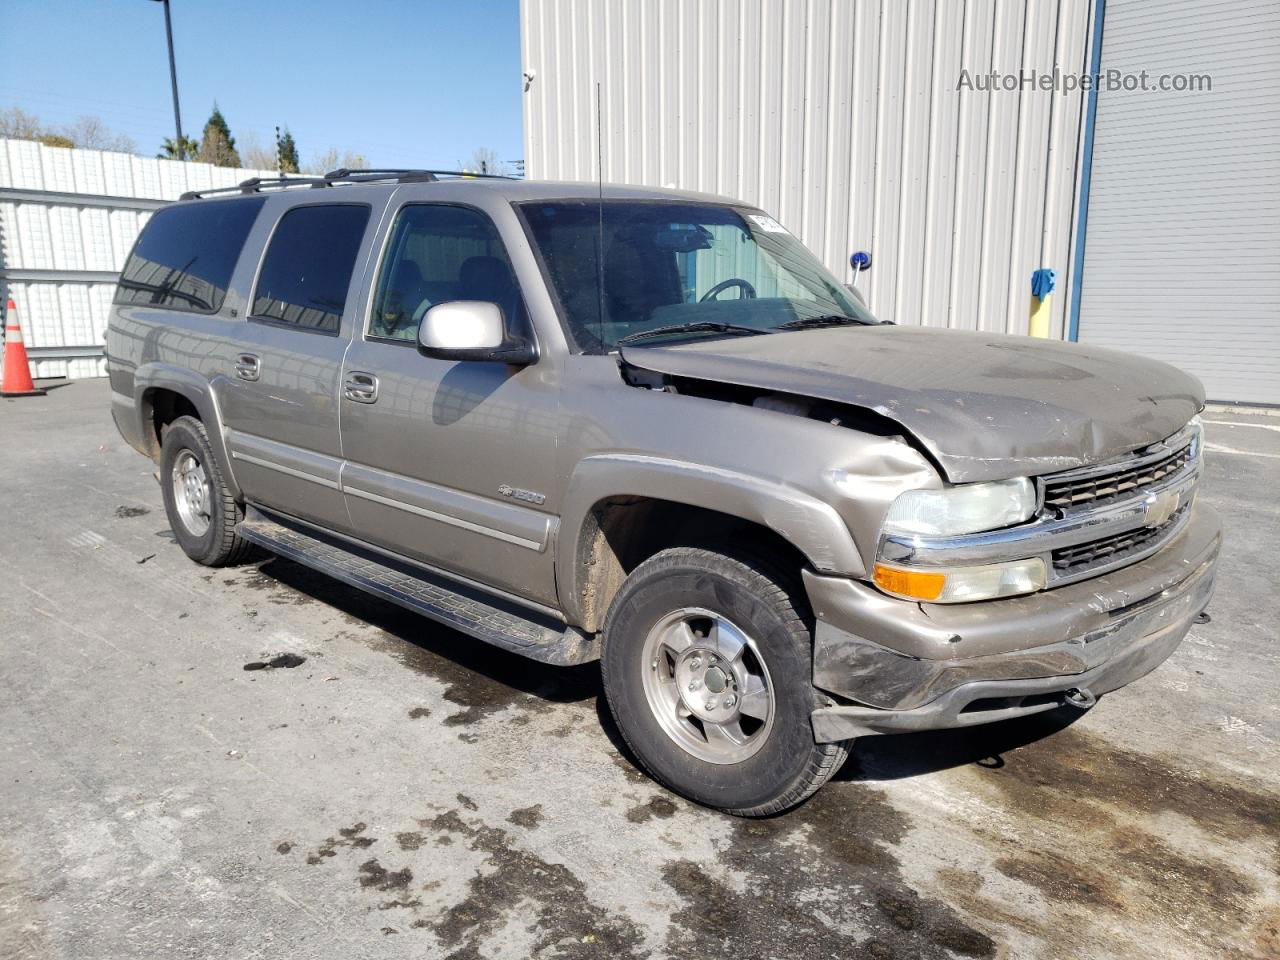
[601,547,849,816]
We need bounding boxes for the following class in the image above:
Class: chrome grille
[1042,439,1196,513]
[1051,503,1192,577]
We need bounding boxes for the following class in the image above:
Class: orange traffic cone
[1,298,45,397]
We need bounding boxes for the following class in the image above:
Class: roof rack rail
[179,175,328,201]
[324,168,517,183]
[178,167,517,201]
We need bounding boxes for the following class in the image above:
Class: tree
[1,107,135,153]
[0,106,42,140]
[238,131,276,171]
[62,115,136,153]
[465,147,506,176]
[302,148,368,175]
[197,105,241,167]
[158,134,200,160]
[278,129,299,174]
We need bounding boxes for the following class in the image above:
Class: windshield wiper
[617,321,769,345]
[774,314,870,331]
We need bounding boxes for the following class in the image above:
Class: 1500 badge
[498,484,546,505]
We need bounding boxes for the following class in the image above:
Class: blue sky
[1,0,525,170]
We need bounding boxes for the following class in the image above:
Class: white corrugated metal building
[0,139,274,379]
[521,0,1279,405]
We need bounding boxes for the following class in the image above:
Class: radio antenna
[595,82,606,347]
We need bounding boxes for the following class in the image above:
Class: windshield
[519,200,876,352]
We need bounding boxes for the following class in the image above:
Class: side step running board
[236,510,598,666]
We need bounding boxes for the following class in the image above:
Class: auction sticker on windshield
[747,213,788,233]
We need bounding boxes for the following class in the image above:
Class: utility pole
[152,0,185,160]
[275,125,282,174]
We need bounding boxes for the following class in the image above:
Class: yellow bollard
[1028,292,1051,338]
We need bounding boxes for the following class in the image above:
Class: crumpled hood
[620,325,1205,482]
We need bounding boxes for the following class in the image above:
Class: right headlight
[881,477,1037,538]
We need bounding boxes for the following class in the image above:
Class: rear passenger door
[218,199,379,534]
[338,201,561,606]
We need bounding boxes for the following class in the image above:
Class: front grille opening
[1043,442,1194,513]
[1051,503,1191,575]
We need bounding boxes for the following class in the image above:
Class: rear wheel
[159,415,253,567]
[601,546,849,816]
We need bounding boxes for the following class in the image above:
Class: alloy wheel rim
[640,607,775,765]
[172,450,211,537]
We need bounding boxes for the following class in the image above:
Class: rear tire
[601,546,849,816]
[159,415,254,567]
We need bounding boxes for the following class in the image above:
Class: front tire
[601,547,849,816]
[159,415,253,567]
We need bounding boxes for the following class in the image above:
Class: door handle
[234,353,261,381]
[343,372,379,404]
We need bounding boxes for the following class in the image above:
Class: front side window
[519,201,875,352]
[369,204,525,342]
[115,196,265,313]
[251,204,370,333]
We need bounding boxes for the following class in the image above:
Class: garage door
[1077,0,1280,405]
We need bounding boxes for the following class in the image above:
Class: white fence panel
[0,139,275,379]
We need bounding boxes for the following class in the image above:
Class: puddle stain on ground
[114,505,149,518]
[420,809,647,960]
[305,822,376,865]
[507,804,544,829]
[358,858,413,892]
[624,796,677,824]
[408,706,431,719]
[662,785,996,960]
[949,722,1280,958]
[243,653,306,671]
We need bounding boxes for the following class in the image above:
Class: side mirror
[417,301,536,365]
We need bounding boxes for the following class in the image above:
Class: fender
[556,453,866,627]
[133,363,242,500]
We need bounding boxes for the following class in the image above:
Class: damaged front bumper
[806,503,1221,742]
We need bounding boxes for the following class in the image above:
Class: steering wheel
[700,278,757,302]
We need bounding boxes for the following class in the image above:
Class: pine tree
[198,105,241,167]
[278,129,299,174]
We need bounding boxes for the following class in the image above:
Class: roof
[176,168,745,207]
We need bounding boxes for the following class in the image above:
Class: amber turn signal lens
[873,564,946,601]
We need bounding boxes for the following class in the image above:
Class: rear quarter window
[115,196,265,313]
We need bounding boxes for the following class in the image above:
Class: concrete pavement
[1,380,1277,959]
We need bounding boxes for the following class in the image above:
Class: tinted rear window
[115,196,265,313]
[251,204,370,333]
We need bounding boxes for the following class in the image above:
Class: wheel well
[574,497,809,631]
[142,388,200,460]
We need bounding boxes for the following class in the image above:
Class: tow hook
[1064,687,1097,710]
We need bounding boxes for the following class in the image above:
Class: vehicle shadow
[251,555,1086,786]
[836,706,1086,782]
[254,555,602,706]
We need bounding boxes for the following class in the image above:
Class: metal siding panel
[892,0,936,327]
[519,0,1091,339]
[918,0,964,328]
[1079,0,1280,404]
